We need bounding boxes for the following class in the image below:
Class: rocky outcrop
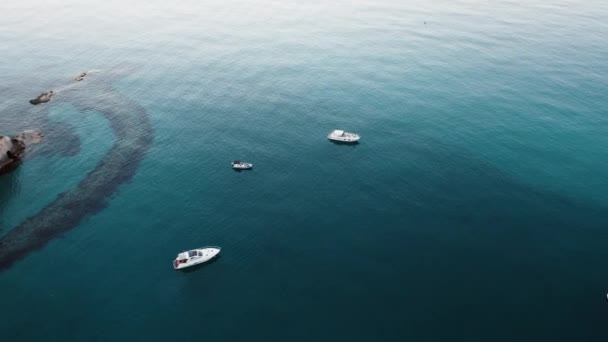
[0,136,26,173]
[0,130,43,174]
[29,91,54,105]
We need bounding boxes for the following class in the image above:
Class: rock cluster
[75,72,87,81]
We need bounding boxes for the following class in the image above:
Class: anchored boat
[327,130,360,143]
[173,246,221,270]
[231,160,253,170]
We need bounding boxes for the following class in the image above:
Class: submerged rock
[14,130,44,145]
[29,91,54,105]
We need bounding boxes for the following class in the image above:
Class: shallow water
[1,0,608,340]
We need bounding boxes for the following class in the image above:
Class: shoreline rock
[75,72,87,81]
[0,130,43,174]
[29,91,54,105]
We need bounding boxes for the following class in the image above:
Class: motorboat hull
[328,136,360,143]
[327,130,360,143]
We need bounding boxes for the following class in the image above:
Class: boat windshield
[188,250,198,257]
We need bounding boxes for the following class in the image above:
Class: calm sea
[1,0,608,340]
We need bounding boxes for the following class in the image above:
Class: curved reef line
[0,87,153,270]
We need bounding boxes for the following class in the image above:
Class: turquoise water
[2,0,608,340]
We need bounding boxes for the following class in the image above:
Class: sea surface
[1,0,608,340]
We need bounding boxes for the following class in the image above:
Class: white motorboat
[327,129,360,143]
[232,160,253,170]
[173,246,221,270]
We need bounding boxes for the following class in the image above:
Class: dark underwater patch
[0,83,153,270]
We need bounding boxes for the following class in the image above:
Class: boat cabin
[176,250,200,262]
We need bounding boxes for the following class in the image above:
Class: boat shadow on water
[232,168,253,172]
[329,140,360,147]
[177,255,222,273]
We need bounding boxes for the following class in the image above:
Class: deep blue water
[1,0,608,340]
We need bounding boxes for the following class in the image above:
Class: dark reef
[0,70,153,270]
